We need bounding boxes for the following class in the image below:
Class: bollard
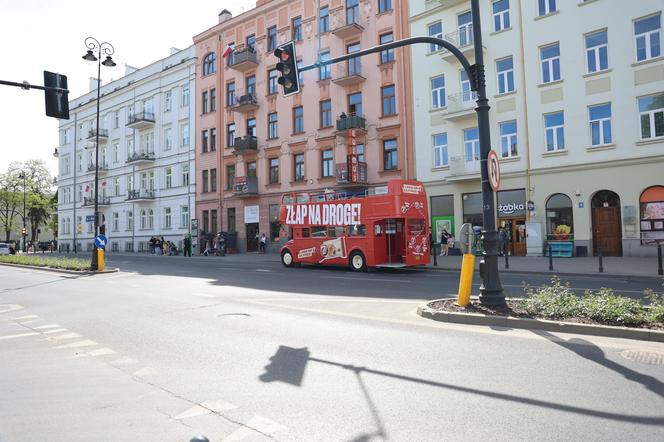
[548,243,553,271]
[504,243,509,269]
[658,243,663,276]
[97,249,105,272]
[598,245,603,273]
[433,243,438,267]
[457,253,475,307]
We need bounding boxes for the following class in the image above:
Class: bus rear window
[311,226,327,237]
[408,219,425,234]
[349,224,367,237]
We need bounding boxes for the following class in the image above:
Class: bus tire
[281,250,295,268]
[349,251,367,272]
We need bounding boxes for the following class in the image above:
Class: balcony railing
[336,114,367,134]
[448,155,481,178]
[126,151,155,164]
[439,25,482,62]
[332,60,365,87]
[87,162,109,172]
[86,128,109,140]
[233,136,258,154]
[331,8,364,38]
[336,161,368,185]
[126,111,156,129]
[83,196,110,206]
[228,46,259,72]
[126,189,155,201]
[230,93,259,113]
[446,92,477,118]
[233,175,258,196]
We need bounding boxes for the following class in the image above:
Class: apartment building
[55,46,197,253]
[193,0,413,253]
[410,0,663,257]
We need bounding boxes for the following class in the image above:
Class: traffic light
[21,227,27,235]
[43,71,69,120]
[273,42,300,97]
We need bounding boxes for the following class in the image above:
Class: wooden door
[592,207,622,256]
[512,219,527,256]
[246,223,259,252]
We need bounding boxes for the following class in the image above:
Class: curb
[0,262,119,275]
[420,265,656,280]
[417,300,664,343]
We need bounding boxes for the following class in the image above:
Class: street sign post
[488,150,500,192]
[94,234,108,250]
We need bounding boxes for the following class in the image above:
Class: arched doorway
[591,190,622,256]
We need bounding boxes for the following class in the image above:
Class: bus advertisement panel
[279,180,430,271]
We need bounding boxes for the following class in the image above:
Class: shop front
[497,189,527,256]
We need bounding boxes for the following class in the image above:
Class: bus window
[374,224,382,236]
[348,224,366,237]
[296,193,310,203]
[302,228,310,238]
[328,226,346,238]
[311,226,327,238]
[408,219,425,234]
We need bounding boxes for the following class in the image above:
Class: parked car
[0,243,10,255]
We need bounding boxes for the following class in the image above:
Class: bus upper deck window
[349,224,366,237]
[302,228,310,238]
[312,226,327,238]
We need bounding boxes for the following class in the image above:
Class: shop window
[431,195,455,242]
[545,193,573,237]
[640,185,664,243]
[462,192,483,227]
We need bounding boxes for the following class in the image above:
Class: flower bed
[0,255,90,271]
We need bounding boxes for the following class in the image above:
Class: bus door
[384,219,405,263]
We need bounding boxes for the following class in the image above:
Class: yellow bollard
[457,253,475,307]
[97,249,105,272]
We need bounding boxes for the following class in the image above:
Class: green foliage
[645,289,664,323]
[579,288,645,326]
[523,276,581,318]
[0,255,90,271]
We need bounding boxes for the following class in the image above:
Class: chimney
[89,77,100,92]
[124,63,138,76]
[218,9,232,23]
[170,47,180,55]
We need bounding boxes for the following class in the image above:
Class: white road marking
[34,324,61,330]
[0,332,39,340]
[223,415,287,441]
[175,399,239,420]
[321,275,412,283]
[11,315,39,320]
[132,367,157,376]
[19,319,42,325]
[255,269,271,272]
[0,304,23,314]
[55,339,97,349]
[201,399,238,413]
[174,405,211,420]
[86,347,116,356]
[51,332,81,340]
[43,328,68,334]
[109,357,138,366]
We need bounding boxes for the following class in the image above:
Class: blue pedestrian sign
[86,215,95,222]
[94,234,108,250]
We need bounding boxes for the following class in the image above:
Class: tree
[0,166,23,242]
[28,192,55,243]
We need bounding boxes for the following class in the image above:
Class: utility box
[526,222,543,256]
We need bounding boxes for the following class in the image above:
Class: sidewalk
[426,254,663,279]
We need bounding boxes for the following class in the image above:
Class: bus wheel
[349,251,367,272]
[281,250,295,267]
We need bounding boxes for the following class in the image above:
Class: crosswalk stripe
[109,357,138,366]
[0,332,39,341]
[55,339,97,349]
[132,367,157,376]
[87,347,116,356]
[43,328,68,334]
[34,324,61,330]
[51,332,81,340]
[174,405,211,420]
[11,315,39,320]
[222,415,287,441]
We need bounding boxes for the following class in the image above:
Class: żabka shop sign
[497,189,527,217]
[285,203,362,226]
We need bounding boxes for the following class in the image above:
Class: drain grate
[620,349,664,365]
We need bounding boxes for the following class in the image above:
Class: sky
[0,0,256,177]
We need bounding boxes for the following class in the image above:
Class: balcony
[444,92,477,120]
[228,47,259,72]
[331,10,364,39]
[86,128,108,142]
[447,155,481,180]
[87,162,110,175]
[332,60,365,87]
[336,114,367,136]
[336,161,368,186]
[126,189,155,202]
[440,26,476,62]
[230,93,259,113]
[126,111,156,130]
[126,151,156,165]
[233,175,258,197]
[83,196,110,207]
[233,136,258,155]
[426,0,468,9]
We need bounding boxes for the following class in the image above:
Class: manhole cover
[620,349,664,365]
[218,313,251,318]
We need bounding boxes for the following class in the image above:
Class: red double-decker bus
[279,180,430,271]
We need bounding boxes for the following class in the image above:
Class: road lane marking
[43,328,68,334]
[34,324,61,330]
[109,357,138,366]
[173,399,240,420]
[0,332,39,340]
[86,347,116,356]
[174,405,211,420]
[132,367,157,376]
[0,304,24,314]
[11,315,39,320]
[201,399,238,413]
[321,275,412,283]
[51,332,81,340]
[55,339,97,349]
[255,269,271,272]
[19,319,42,325]
[223,415,287,441]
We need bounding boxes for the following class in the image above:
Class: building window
[545,194,573,237]
[638,93,664,139]
[268,69,278,95]
[267,25,277,51]
[293,106,304,133]
[210,88,216,112]
[319,51,331,80]
[347,0,360,24]
[114,177,120,196]
[268,113,279,139]
[202,130,209,153]
[165,207,172,229]
[227,82,235,106]
[203,52,216,76]
[210,168,217,192]
[247,161,257,177]
[164,91,172,112]
[127,211,133,231]
[586,30,608,73]
[458,11,473,46]
[428,21,443,52]
[165,167,172,188]
[181,206,189,228]
[211,210,218,233]
[431,76,445,109]
[140,210,147,229]
[148,209,154,229]
[294,153,305,181]
[589,104,612,146]
[380,33,394,63]
[227,208,236,233]
[320,100,332,128]
[247,118,257,137]
[540,43,561,84]
[460,70,475,103]
[433,133,448,168]
[246,34,256,51]
[297,59,304,86]
[357,143,365,162]
[292,16,302,41]
[383,139,398,170]
[210,128,217,151]
[246,75,256,96]
[322,149,334,177]
[496,56,514,94]
[182,164,190,186]
[500,120,518,158]
[538,0,556,16]
[227,123,236,147]
[269,158,279,184]
[382,85,396,116]
[226,164,235,190]
[347,42,361,75]
[202,210,209,233]
[202,170,209,193]
[634,14,661,62]
[464,128,480,161]
[320,6,329,33]
[202,91,209,113]
[493,0,510,31]
[181,123,190,146]
[379,0,392,13]
[164,129,172,150]
[113,111,119,129]
[182,85,190,107]
[348,92,363,116]
[544,112,565,151]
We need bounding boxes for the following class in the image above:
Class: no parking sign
[487,150,500,192]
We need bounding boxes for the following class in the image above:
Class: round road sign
[487,150,500,192]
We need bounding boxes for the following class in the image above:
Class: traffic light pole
[0,79,68,94]
[292,1,505,305]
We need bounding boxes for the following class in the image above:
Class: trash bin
[575,246,588,257]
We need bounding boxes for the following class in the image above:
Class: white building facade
[410,0,663,257]
[56,46,197,253]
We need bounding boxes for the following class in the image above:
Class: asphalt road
[1,256,663,441]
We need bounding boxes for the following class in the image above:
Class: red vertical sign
[348,129,358,183]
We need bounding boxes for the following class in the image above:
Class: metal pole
[658,243,663,276]
[433,243,437,267]
[548,243,553,271]
[91,52,101,271]
[504,242,509,269]
[598,244,603,273]
[22,173,26,253]
[471,0,504,306]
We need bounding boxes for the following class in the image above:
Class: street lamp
[18,172,27,252]
[82,37,116,270]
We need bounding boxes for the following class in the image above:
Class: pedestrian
[428,227,434,256]
[203,238,211,256]
[255,232,260,252]
[259,233,267,254]
[499,226,508,256]
[440,229,451,256]
[183,235,191,257]
[161,237,168,256]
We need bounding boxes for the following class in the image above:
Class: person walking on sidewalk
[183,235,191,257]
[259,233,267,254]
[440,228,451,256]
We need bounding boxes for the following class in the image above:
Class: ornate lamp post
[82,37,116,270]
